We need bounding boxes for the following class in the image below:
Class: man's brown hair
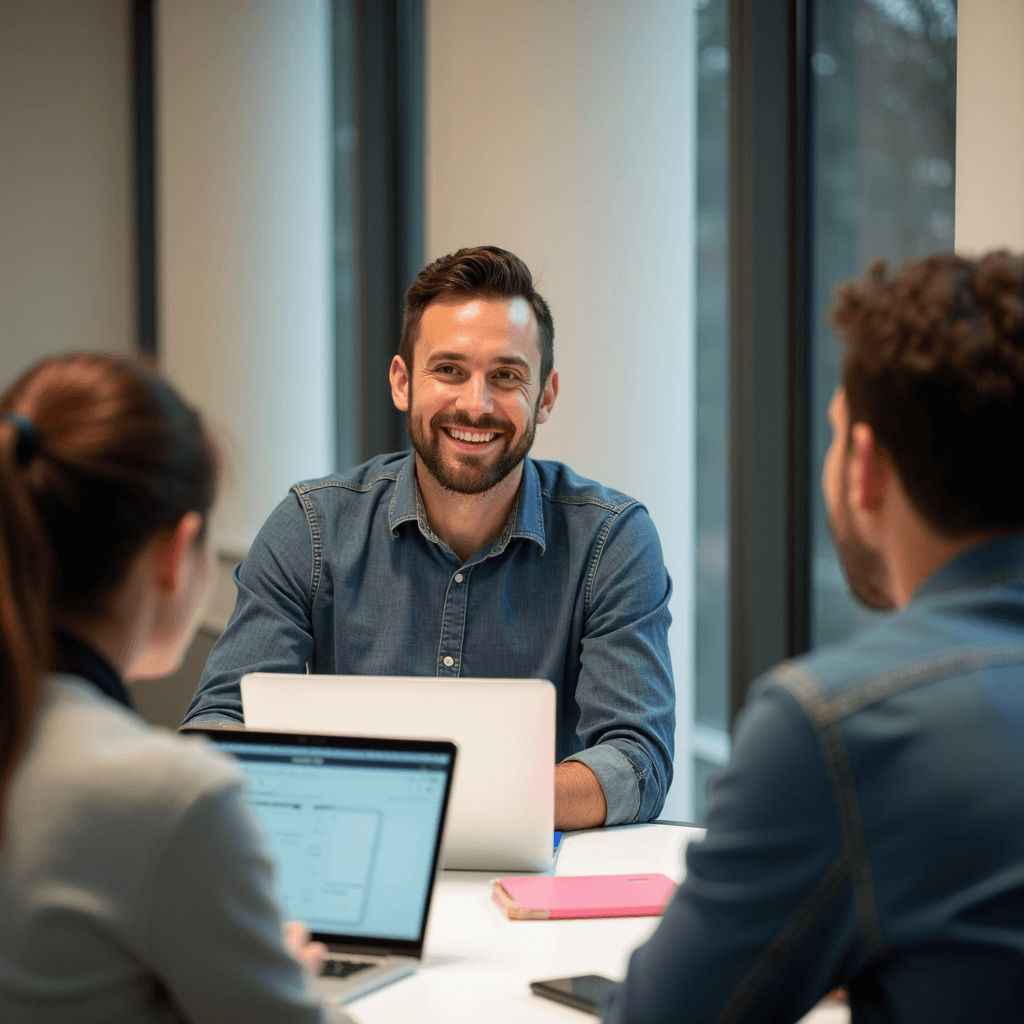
[399,246,554,385]
[832,251,1024,537]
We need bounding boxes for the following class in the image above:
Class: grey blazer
[0,676,352,1024]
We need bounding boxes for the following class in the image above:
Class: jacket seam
[713,851,850,1024]
[774,649,1024,952]
[826,645,1024,720]
[780,646,1024,725]
[544,490,635,514]
[294,472,400,496]
[292,486,324,606]
[773,663,890,955]
[584,513,617,618]
[818,719,888,954]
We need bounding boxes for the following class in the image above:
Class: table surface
[350,823,851,1024]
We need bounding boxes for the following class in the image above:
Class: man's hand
[283,921,327,973]
[555,760,608,831]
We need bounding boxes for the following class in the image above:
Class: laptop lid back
[199,729,456,954]
[241,674,555,871]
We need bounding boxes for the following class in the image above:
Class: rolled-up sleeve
[563,503,675,824]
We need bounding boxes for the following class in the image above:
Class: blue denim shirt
[184,452,675,825]
[604,533,1024,1024]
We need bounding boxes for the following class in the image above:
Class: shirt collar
[387,451,421,534]
[493,456,546,555]
[387,451,547,555]
[54,631,133,710]
[914,532,1024,601]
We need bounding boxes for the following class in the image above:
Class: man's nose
[458,373,495,417]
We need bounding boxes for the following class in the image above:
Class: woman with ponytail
[0,353,352,1023]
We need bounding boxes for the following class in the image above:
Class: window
[810,0,957,647]
[695,0,957,817]
[693,0,730,816]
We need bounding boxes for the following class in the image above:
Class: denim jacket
[184,452,675,825]
[604,534,1024,1023]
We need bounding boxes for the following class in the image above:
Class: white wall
[426,0,698,818]
[0,0,132,389]
[956,0,1024,253]
[156,0,334,560]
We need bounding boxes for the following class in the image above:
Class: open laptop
[194,728,456,1003]
[241,674,556,871]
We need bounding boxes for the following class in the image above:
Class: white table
[351,824,850,1024]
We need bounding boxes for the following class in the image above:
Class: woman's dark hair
[399,246,555,385]
[0,353,216,824]
[832,250,1024,537]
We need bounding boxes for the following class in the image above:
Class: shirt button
[454,573,464,583]
[443,656,455,667]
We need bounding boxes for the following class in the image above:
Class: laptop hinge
[324,942,407,958]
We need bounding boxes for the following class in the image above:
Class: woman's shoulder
[26,676,244,820]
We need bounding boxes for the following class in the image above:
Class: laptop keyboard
[319,958,375,979]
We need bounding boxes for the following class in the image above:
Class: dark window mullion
[787,0,814,659]
[728,0,804,720]
[131,0,158,357]
[333,0,423,471]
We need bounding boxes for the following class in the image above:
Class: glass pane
[810,0,957,647]
[693,0,730,815]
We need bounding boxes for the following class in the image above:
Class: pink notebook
[491,873,676,920]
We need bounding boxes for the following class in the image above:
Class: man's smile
[440,426,503,450]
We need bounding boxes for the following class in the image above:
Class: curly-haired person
[604,252,1024,1024]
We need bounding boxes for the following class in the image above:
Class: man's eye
[494,370,518,381]
[437,365,458,375]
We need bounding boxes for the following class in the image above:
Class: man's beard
[827,460,895,611]
[408,401,538,495]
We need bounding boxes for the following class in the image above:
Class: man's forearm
[555,760,608,831]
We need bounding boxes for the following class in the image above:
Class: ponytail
[0,353,216,828]
[0,415,52,828]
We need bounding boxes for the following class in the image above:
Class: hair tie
[3,412,38,466]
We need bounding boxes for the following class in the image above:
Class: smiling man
[183,247,675,830]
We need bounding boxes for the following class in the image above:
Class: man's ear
[153,512,204,595]
[848,423,890,514]
[390,355,410,412]
[535,370,559,426]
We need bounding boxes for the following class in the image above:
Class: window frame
[332,0,424,470]
[727,0,814,719]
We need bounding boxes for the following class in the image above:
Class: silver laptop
[195,728,456,1003]
[241,674,556,871]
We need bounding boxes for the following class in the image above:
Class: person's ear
[535,370,559,425]
[390,355,410,412]
[848,423,889,514]
[153,512,204,595]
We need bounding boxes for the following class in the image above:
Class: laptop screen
[211,735,453,944]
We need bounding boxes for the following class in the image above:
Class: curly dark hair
[831,251,1024,537]
[399,246,554,385]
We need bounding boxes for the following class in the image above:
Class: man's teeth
[448,428,497,443]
